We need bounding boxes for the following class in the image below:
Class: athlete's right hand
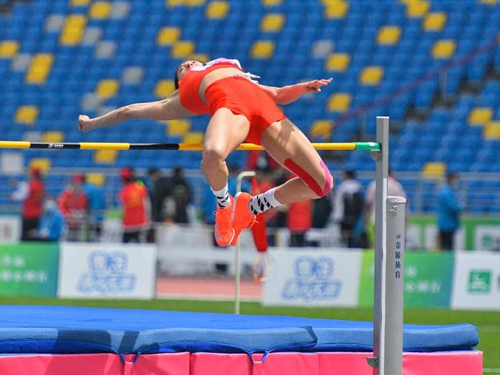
[77,115,92,132]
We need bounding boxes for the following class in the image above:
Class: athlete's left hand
[303,78,333,93]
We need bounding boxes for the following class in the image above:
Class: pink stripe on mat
[0,351,482,375]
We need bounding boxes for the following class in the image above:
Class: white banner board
[0,215,21,243]
[262,248,363,307]
[451,251,500,310]
[474,226,500,251]
[58,243,157,299]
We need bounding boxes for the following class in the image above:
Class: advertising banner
[358,250,454,307]
[474,226,500,251]
[0,242,59,296]
[262,248,363,307]
[451,251,500,310]
[0,215,21,243]
[58,243,157,299]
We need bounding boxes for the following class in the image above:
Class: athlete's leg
[231,118,333,245]
[201,108,250,190]
[202,108,250,247]
[260,118,334,205]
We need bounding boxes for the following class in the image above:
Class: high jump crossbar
[0,141,380,151]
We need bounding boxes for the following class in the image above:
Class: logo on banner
[468,270,491,293]
[281,256,341,301]
[77,251,136,293]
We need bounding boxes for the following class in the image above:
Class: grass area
[1,297,498,371]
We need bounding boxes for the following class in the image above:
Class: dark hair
[174,69,180,90]
[344,169,356,179]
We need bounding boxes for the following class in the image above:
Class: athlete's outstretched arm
[258,78,332,105]
[77,90,195,132]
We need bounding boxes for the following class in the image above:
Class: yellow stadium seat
[168,119,191,135]
[377,26,401,45]
[42,131,64,143]
[94,149,118,165]
[205,1,229,19]
[405,1,430,18]
[324,2,349,19]
[359,66,384,86]
[26,53,54,84]
[431,40,456,59]
[86,173,106,186]
[155,80,176,98]
[95,79,119,99]
[156,27,181,46]
[0,41,19,58]
[90,2,112,19]
[422,162,446,177]
[251,40,275,59]
[484,121,500,139]
[262,0,283,6]
[171,41,195,58]
[70,0,91,5]
[423,12,447,31]
[60,15,87,46]
[325,53,350,72]
[260,14,285,32]
[29,158,51,174]
[468,107,493,126]
[310,120,333,140]
[327,93,352,112]
[167,0,205,7]
[183,132,204,143]
[480,0,498,4]
[15,106,39,125]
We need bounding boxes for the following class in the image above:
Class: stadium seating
[0,0,499,213]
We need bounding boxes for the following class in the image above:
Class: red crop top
[178,58,243,115]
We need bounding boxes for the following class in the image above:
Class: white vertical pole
[234,171,256,315]
[384,196,406,374]
[369,116,389,374]
[369,117,405,375]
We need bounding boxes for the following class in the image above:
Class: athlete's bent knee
[284,159,334,198]
[202,147,225,167]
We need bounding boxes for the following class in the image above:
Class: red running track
[156,277,263,301]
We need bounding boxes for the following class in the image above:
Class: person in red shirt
[287,199,313,247]
[118,167,151,243]
[11,167,45,241]
[58,174,89,241]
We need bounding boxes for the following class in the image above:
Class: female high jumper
[78,57,334,247]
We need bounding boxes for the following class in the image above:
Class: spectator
[365,168,408,248]
[10,166,45,241]
[146,167,174,242]
[58,174,89,241]
[31,195,65,242]
[147,167,173,224]
[119,167,150,243]
[312,190,333,230]
[169,167,193,224]
[287,199,313,247]
[82,174,106,242]
[437,172,464,251]
[309,189,334,247]
[333,169,365,248]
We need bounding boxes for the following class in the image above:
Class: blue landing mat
[0,306,478,355]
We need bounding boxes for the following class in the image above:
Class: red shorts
[205,77,286,145]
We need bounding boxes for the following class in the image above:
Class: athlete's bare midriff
[197,67,248,103]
